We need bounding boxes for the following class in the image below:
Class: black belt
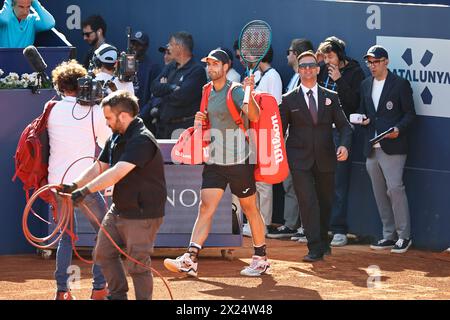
[167,116,195,124]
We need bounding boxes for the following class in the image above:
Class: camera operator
[92,43,135,95]
[150,31,206,139]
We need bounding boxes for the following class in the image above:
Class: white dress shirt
[300,83,318,110]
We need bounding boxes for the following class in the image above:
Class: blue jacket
[151,58,207,122]
[0,0,55,48]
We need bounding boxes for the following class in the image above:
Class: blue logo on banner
[393,49,450,105]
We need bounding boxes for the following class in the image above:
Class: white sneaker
[242,223,252,237]
[446,247,450,253]
[164,253,198,277]
[240,255,270,277]
[330,233,348,247]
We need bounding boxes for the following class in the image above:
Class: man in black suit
[280,51,353,262]
[358,45,416,254]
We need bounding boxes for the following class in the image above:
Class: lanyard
[324,76,337,91]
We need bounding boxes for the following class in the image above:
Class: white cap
[94,43,118,64]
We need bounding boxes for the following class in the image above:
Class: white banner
[377,36,450,118]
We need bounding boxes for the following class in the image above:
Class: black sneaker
[291,227,306,241]
[370,239,396,250]
[391,239,412,253]
[266,225,297,239]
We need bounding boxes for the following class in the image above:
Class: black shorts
[202,163,256,198]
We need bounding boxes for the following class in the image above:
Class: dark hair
[233,39,239,51]
[291,38,314,57]
[51,59,87,93]
[261,46,273,63]
[170,31,194,53]
[101,90,139,117]
[318,36,346,61]
[297,50,318,63]
[218,47,233,63]
[81,15,107,37]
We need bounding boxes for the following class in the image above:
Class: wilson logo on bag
[226,83,289,184]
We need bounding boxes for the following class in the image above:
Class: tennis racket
[238,20,272,103]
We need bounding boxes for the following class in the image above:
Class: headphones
[92,44,118,69]
[324,37,346,62]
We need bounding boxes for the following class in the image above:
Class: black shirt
[99,117,167,219]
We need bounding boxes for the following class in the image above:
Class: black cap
[364,45,389,60]
[158,44,169,53]
[130,31,149,46]
[201,49,230,64]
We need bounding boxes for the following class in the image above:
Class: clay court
[1,237,449,300]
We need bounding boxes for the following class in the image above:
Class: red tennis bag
[226,83,289,184]
[12,99,58,213]
[171,83,212,164]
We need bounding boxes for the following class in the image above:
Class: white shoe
[164,252,198,277]
[240,255,270,277]
[242,223,252,237]
[330,233,348,247]
[446,247,450,253]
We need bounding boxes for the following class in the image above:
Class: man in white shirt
[279,51,352,262]
[92,43,135,95]
[359,45,416,254]
[48,60,112,300]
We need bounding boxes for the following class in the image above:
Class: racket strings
[240,25,271,62]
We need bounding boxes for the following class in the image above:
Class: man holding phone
[358,45,416,253]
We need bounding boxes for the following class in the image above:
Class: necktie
[307,90,318,124]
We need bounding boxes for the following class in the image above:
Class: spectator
[141,44,173,133]
[92,43,135,95]
[68,90,167,300]
[158,44,174,65]
[243,46,282,238]
[267,38,313,241]
[130,30,161,131]
[220,47,241,82]
[279,51,352,262]
[359,45,416,254]
[317,36,365,247]
[0,0,55,48]
[150,31,207,139]
[49,60,111,300]
[81,14,107,69]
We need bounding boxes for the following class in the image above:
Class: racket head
[238,20,272,67]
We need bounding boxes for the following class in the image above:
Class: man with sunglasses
[81,15,107,69]
[358,45,416,253]
[279,51,352,262]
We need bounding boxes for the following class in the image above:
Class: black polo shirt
[99,117,167,219]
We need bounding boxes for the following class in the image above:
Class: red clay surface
[1,237,449,300]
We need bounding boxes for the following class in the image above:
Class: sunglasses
[82,31,95,37]
[298,62,319,69]
[365,59,385,67]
